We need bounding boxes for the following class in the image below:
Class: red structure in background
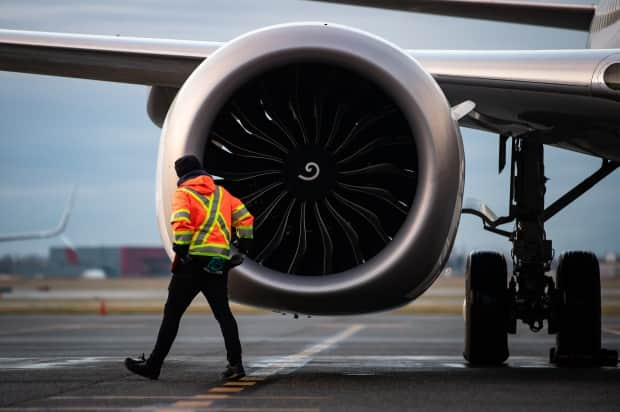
[64,248,79,265]
[119,247,170,277]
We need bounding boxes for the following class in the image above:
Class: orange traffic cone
[99,299,108,316]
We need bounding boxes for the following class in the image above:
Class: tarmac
[0,313,619,411]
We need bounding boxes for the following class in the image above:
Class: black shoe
[221,363,245,381]
[124,353,161,380]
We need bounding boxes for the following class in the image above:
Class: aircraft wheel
[551,251,602,365]
[463,251,509,365]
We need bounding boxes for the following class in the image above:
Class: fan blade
[256,198,296,263]
[340,163,416,179]
[287,201,308,273]
[324,198,363,265]
[255,190,289,231]
[332,192,390,242]
[337,182,408,215]
[313,202,334,274]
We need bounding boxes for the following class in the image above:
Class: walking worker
[125,154,254,381]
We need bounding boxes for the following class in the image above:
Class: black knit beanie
[174,155,202,178]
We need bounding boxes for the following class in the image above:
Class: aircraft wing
[0,29,220,87]
[0,29,619,160]
[308,0,596,30]
[413,48,620,161]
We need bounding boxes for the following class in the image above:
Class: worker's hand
[229,254,245,267]
[225,254,245,274]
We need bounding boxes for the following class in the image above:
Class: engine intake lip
[157,23,464,314]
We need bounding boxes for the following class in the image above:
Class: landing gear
[462,134,619,367]
[463,251,509,365]
[551,251,617,366]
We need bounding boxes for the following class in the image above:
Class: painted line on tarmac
[282,355,553,369]
[3,357,106,370]
[8,335,617,344]
[0,322,147,336]
[155,325,363,412]
[223,381,256,386]
[0,355,601,372]
[157,409,318,412]
[248,324,366,376]
[208,387,245,393]
[155,375,315,412]
[0,409,320,412]
[0,325,74,336]
[51,395,328,400]
[0,408,146,411]
[317,322,409,329]
[603,327,620,336]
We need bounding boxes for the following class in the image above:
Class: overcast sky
[0,0,617,259]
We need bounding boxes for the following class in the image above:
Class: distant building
[120,247,171,277]
[47,246,170,277]
[0,254,46,277]
[4,247,618,279]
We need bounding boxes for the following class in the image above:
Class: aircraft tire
[552,251,602,365]
[463,251,509,365]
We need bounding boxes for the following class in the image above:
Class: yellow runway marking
[223,381,256,386]
[52,395,228,400]
[174,409,320,412]
[0,408,152,411]
[153,409,188,412]
[209,387,245,393]
[158,325,363,411]
[194,394,231,399]
[153,409,191,412]
[53,396,193,400]
[224,396,328,400]
[174,400,213,407]
[52,395,327,400]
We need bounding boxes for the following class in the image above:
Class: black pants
[149,261,242,366]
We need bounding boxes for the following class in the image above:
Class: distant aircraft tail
[61,234,79,265]
[0,185,76,242]
[311,0,596,30]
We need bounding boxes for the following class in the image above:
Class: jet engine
[156,23,464,315]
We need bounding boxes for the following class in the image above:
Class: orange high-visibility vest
[170,174,253,259]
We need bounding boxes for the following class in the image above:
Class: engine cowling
[156,23,464,315]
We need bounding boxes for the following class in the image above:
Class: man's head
[174,155,202,178]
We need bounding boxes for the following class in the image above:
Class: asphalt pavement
[0,313,619,411]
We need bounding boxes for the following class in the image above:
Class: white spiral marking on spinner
[298,162,321,181]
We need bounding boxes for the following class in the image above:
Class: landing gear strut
[463,134,619,366]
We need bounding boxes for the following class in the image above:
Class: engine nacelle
[156,23,464,315]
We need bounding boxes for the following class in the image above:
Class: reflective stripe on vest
[232,205,251,225]
[236,226,253,239]
[190,245,230,258]
[179,186,225,249]
[171,209,191,223]
[217,214,231,245]
[174,231,193,244]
